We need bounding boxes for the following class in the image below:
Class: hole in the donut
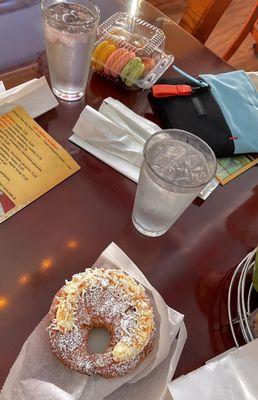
[87,327,110,354]
[125,305,137,313]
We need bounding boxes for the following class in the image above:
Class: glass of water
[132,129,217,237]
[41,0,100,101]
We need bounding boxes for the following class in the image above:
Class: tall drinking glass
[41,0,100,101]
[132,129,217,237]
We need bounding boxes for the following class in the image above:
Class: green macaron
[121,57,145,87]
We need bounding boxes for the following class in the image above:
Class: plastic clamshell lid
[91,12,174,90]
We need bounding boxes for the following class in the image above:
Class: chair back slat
[180,0,233,43]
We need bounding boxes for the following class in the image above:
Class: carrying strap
[152,65,208,98]
[152,84,194,98]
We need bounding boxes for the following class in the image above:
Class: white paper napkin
[70,97,160,183]
[0,81,5,94]
[0,76,58,118]
[1,243,186,400]
[170,339,258,400]
[70,97,218,199]
[99,97,160,143]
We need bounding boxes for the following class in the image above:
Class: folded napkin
[70,97,218,199]
[0,76,58,118]
[70,98,160,182]
[170,339,258,400]
[99,97,159,144]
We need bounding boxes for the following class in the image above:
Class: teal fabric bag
[200,70,258,154]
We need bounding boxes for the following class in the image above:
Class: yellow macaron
[92,40,117,71]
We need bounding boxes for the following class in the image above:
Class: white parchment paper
[1,243,186,400]
[170,339,258,400]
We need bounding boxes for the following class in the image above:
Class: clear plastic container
[91,12,174,90]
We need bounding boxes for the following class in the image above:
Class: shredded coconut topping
[48,268,155,362]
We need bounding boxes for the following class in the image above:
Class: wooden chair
[252,18,258,54]
[179,0,233,43]
[223,4,258,60]
[179,0,258,61]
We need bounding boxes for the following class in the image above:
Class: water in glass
[132,136,212,237]
[42,2,98,100]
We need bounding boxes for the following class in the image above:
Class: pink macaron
[105,48,135,78]
[104,48,127,75]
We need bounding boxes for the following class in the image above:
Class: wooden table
[0,0,257,388]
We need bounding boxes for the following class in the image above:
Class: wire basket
[228,247,258,347]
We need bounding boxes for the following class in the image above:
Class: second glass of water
[132,129,217,237]
[41,0,100,101]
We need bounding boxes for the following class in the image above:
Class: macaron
[92,40,117,71]
[104,47,128,75]
[105,48,135,77]
[120,57,145,87]
[92,40,109,62]
[141,57,156,74]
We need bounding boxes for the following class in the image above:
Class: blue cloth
[200,70,258,154]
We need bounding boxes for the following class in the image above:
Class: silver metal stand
[228,248,257,347]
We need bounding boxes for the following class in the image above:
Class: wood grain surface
[149,0,258,71]
[0,0,257,388]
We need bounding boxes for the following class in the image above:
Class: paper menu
[0,106,80,223]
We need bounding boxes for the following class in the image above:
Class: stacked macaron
[104,47,135,77]
[120,57,145,87]
[91,40,117,71]
[92,40,155,87]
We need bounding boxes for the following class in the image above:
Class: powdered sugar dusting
[48,268,155,377]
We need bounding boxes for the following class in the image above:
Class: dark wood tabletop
[0,0,257,388]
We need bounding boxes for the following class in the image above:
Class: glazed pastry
[121,57,145,86]
[92,40,117,71]
[48,268,155,378]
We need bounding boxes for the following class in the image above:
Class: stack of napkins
[70,97,218,199]
[0,76,58,118]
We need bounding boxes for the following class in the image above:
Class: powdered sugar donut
[48,268,155,377]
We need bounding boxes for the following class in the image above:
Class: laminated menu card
[216,154,258,185]
[0,106,80,223]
